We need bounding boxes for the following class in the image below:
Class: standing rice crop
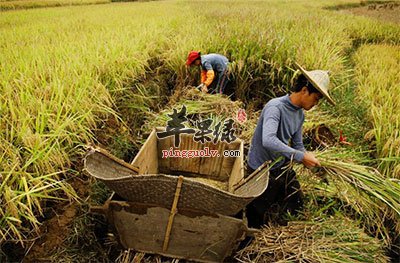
[0,0,109,11]
[0,2,189,242]
[353,45,400,177]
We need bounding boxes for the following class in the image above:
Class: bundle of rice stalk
[236,216,388,263]
[313,150,400,242]
[115,250,178,263]
[169,87,243,112]
[143,87,244,133]
[298,167,394,245]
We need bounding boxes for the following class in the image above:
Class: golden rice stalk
[143,87,244,134]
[299,149,400,243]
[236,216,388,263]
[317,150,400,218]
[189,177,228,192]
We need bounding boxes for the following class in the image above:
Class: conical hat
[295,62,335,106]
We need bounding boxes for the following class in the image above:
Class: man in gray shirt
[246,63,335,228]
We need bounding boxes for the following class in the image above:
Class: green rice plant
[159,1,355,105]
[346,16,400,45]
[0,169,78,241]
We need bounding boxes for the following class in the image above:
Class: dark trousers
[209,69,230,94]
[246,164,304,228]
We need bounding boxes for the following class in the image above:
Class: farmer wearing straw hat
[186,51,231,95]
[246,63,335,228]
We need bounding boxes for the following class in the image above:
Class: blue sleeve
[262,106,305,162]
[292,126,305,152]
[202,60,213,71]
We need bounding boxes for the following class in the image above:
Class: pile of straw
[143,87,245,134]
[190,177,229,192]
[236,217,388,263]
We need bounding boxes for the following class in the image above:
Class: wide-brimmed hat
[186,51,201,66]
[295,62,335,106]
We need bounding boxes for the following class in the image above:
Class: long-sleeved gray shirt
[248,94,305,170]
[201,54,229,74]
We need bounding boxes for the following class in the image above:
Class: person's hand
[196,83,208,93]
[196,83,205,90]
[302,152,321,168]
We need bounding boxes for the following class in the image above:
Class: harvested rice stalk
[317,150,400,217]
[144,87,259,144]
[189,177,228,192]
[168,87,243,114]
[299,149,400,243]
[143,87,244,133]
[236,217,388,263]
[298,166,395,244]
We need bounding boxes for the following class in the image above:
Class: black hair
[293,74,320,94]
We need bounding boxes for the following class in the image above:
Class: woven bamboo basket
[91,195,248,263]
[84,128,269,216]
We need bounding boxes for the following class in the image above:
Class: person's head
[292,74,323,110]
[293,63,336,109]
[186,51,201,66]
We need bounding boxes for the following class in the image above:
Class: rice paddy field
[1,0,400,262]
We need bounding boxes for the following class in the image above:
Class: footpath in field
[329,1,400,24]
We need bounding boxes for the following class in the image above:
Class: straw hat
[295,62,335,106]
